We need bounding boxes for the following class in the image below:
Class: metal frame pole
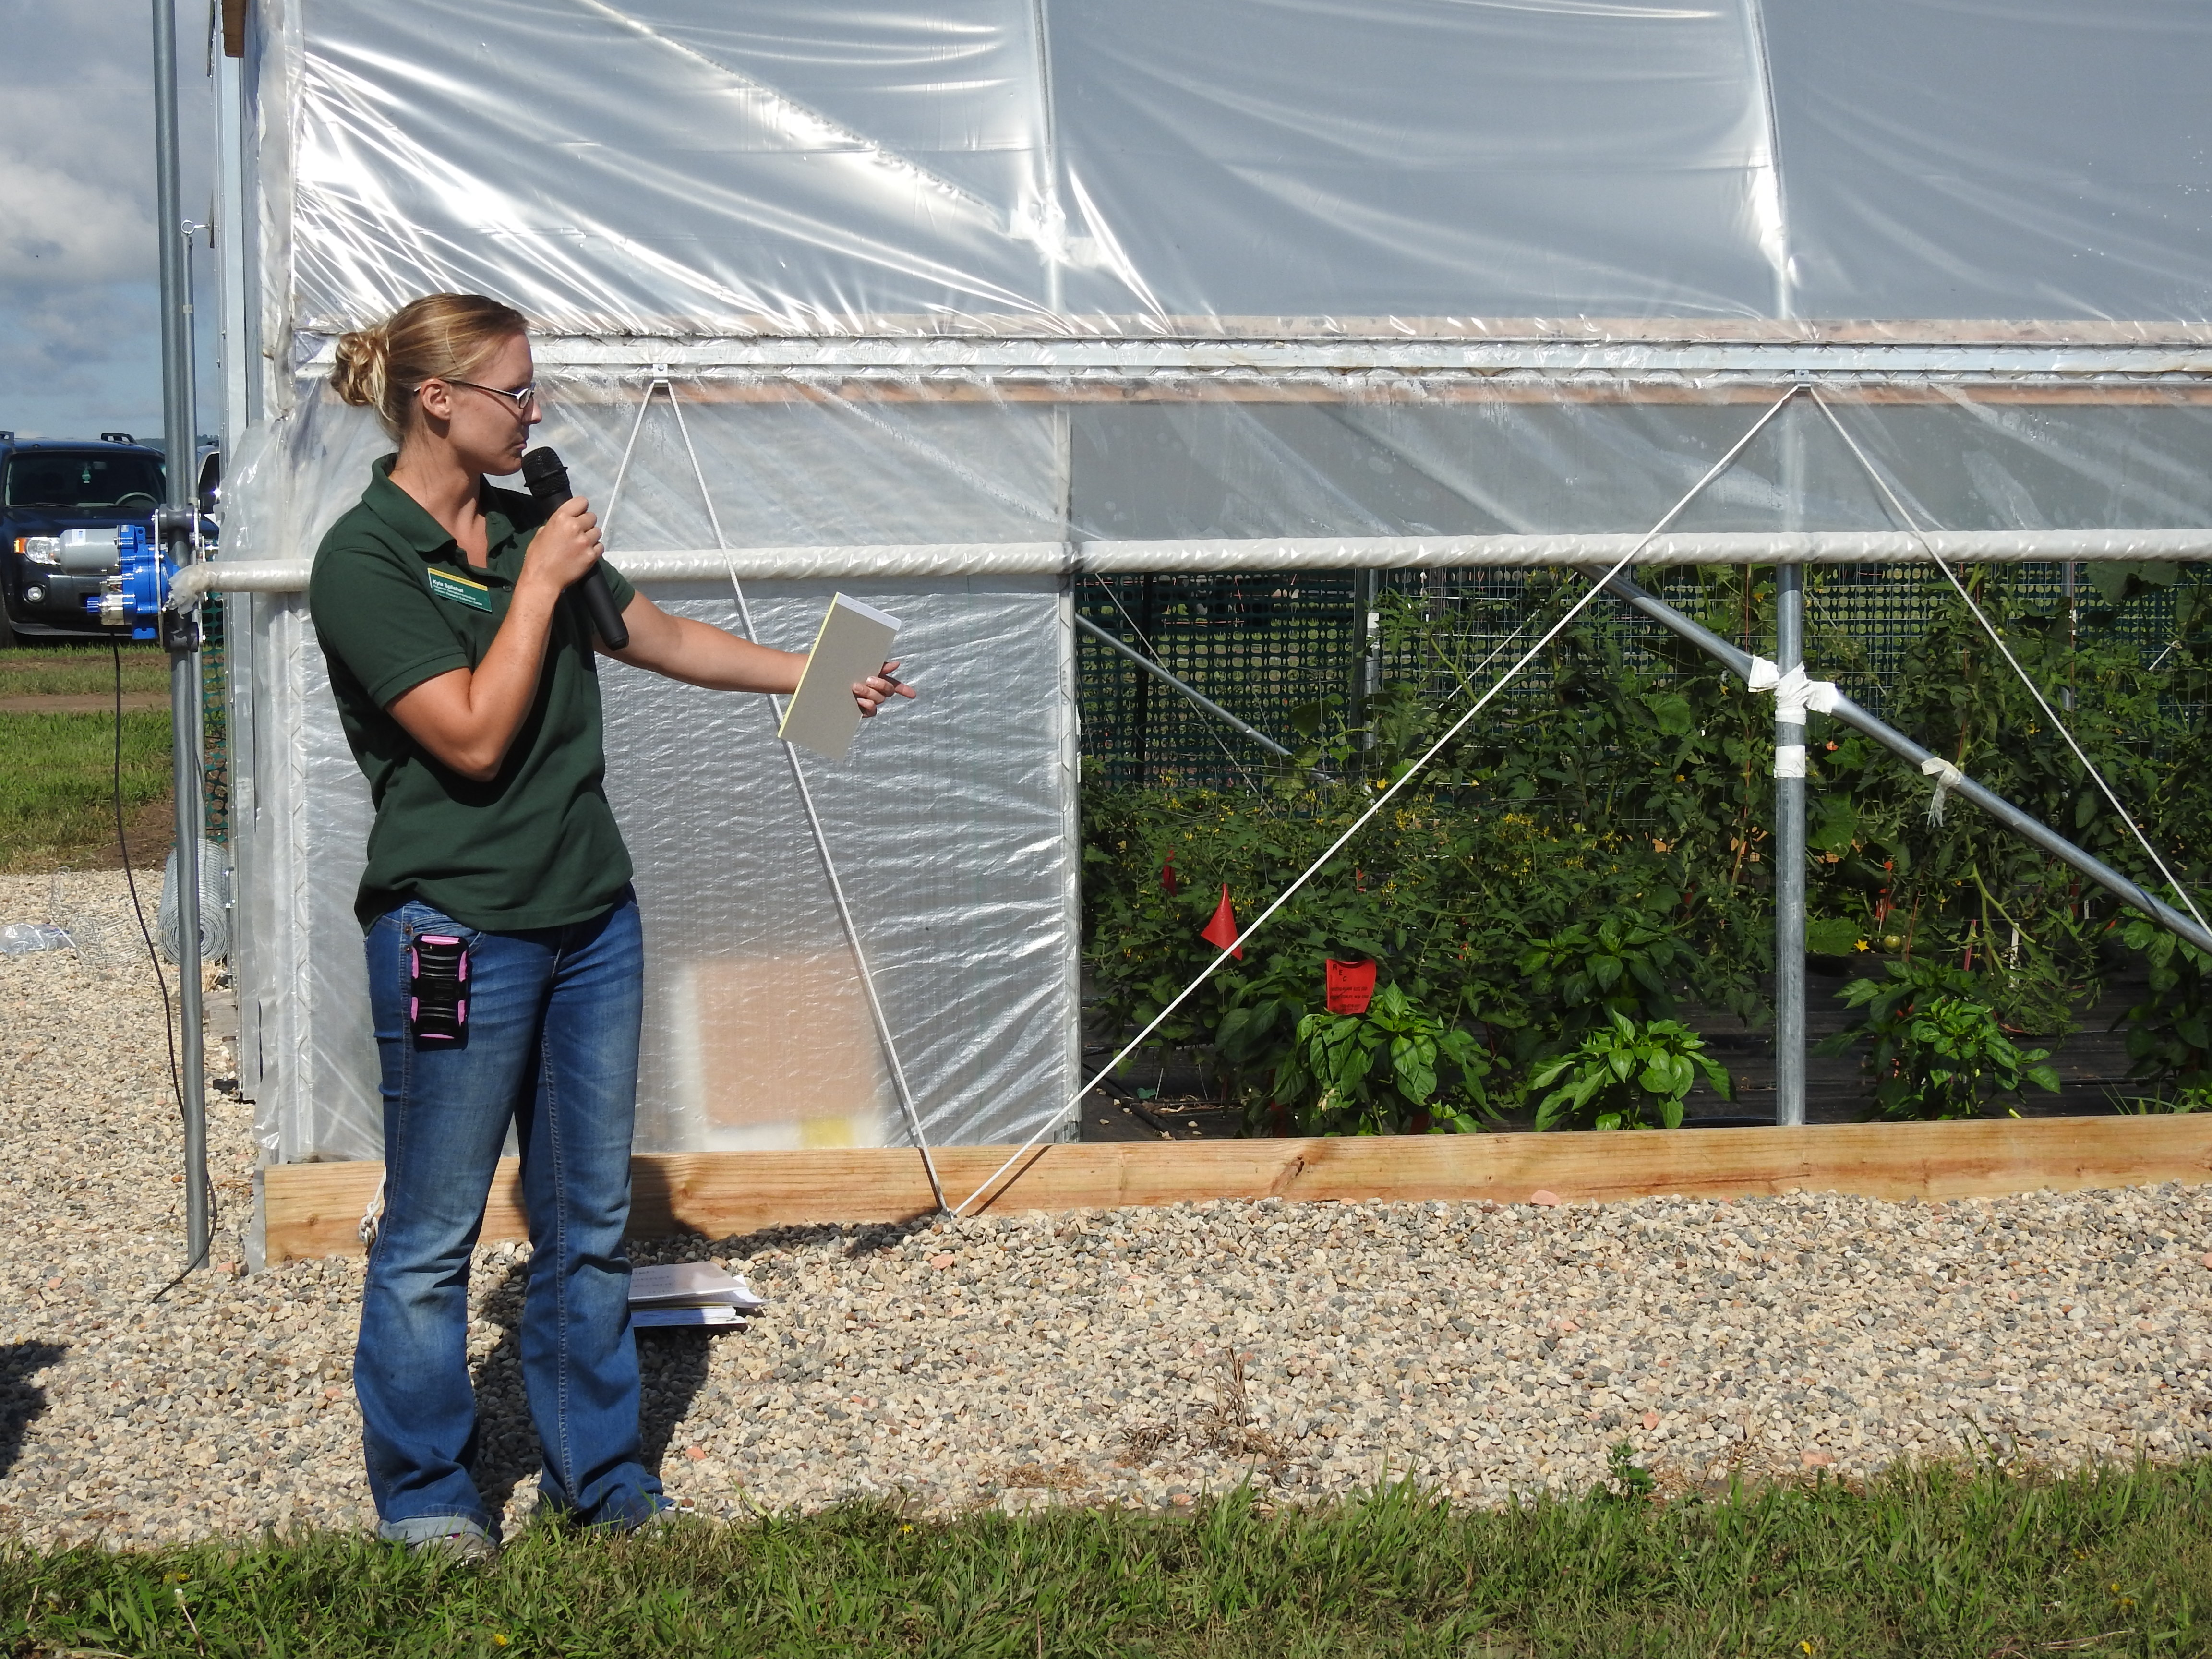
[154,0,209,1271]
[1351,567,1381,745]
[1772,565,1806,1124]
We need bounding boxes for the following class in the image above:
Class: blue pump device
[83,522,176,641]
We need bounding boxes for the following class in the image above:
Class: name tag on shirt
[427,568,493,612]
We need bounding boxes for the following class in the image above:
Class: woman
[309,292,910,1557]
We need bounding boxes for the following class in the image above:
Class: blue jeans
[357,891,662,1537]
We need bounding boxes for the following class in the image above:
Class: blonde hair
[331,293,529,440]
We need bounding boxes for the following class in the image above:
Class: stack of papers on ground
[629,1262,769,1329]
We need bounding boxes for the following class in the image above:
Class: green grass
[7,1463,2212,1657]
[0,640,168,698]
[0,709,172,870]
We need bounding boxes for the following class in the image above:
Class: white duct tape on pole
[1922,755,1967,826]
[173,562,313,596]
[1746,659,1841,781]
[1750,661,1839,723]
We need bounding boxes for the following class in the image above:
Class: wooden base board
[258,1116,2212,1264]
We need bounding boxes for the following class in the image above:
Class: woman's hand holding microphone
[517,496,604,600]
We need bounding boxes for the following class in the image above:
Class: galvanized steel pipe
[172,527,2212,600]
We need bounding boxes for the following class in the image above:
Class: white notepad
[777,594,902,761]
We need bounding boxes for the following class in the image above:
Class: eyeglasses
[426,378,541,415]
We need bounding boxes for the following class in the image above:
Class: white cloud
[0,0,218,437]
[0,157,152,285]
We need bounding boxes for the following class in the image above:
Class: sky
[0,0,220,444]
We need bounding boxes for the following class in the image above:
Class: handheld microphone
[520,446,629,650]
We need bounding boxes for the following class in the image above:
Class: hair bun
[331,326,390,410]
[331,295,527,440]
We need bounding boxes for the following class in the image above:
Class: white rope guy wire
[652,379,951,1213]
[949,385,1807,1218]
[598,375,657,538]
[1809,391,2212,938]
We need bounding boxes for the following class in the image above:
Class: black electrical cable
[111,639,215,1296]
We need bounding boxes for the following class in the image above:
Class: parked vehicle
[0,433,219,647]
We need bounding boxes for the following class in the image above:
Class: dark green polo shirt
[308,456,638,932]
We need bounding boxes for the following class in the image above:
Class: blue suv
[0,433,219,647]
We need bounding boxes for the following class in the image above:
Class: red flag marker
[1160,852,1178,895]
[1200,885,1243,959]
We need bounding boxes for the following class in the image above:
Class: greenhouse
[198,0,2212,1227]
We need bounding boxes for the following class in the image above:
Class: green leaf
[1390,1034,1439,1104]
[1808,798,1860,855]
[1804,917,1864,957]
[2090,564,2135,607]
[1644,692,1695,737]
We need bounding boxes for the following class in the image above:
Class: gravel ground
[5,870,2212,1551]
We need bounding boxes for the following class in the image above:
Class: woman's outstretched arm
[608,592,915,716]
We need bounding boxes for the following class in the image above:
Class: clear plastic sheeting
[1042,0,1789,324]
[1764,1,2212,322]
[609,578,1074,1157]
[260,0,2212,337]
[227,393,1079,1164]
[244,588,1076,1166]
[280,0,1067,337]
[1067,392,2212,541]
